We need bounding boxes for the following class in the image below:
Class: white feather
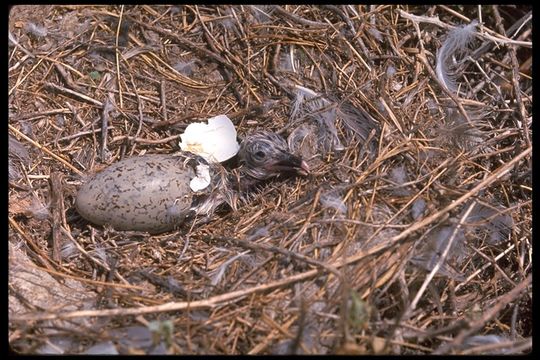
[436,21,478,93]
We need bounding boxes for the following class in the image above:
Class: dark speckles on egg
[75,154,199,234]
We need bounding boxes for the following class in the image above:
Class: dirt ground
[8,5,531,354]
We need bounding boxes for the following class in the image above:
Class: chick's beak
[268,152,310,176]
[298,160,310,176]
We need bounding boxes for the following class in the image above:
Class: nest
[9,5,531,355]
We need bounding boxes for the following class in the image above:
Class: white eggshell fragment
[179,115,240,163]
[190,164,211,192]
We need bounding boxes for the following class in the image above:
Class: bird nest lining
[8,5,531,355]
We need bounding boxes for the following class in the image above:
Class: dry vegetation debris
[8,5,531,355]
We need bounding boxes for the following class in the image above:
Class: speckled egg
[75,154,204,233]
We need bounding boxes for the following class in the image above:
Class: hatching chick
[75,131,309,234]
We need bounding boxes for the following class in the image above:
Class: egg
[75,154,208,234]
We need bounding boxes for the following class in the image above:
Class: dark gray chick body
[75,131,308,234]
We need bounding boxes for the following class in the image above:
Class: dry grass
[9,5,531,354]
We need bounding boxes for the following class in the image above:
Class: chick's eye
[254,151,266,160]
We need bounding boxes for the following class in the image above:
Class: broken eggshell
[179,114,240,192]
[179,115,240,163]
[190,164,211,192]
